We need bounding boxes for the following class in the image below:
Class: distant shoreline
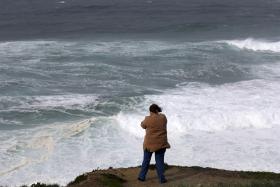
[17,164,280,187]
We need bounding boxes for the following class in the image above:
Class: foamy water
[223,38,280,52]
[1,38,280,186]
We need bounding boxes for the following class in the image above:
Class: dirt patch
[20,165,280,187]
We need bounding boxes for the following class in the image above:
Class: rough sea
[0,0,280,186]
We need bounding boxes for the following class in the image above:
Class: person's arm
[141,117,147,129]
[162,114,167,129]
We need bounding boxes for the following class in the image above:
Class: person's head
[149,104,162,114]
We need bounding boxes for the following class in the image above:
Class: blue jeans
[138,148,166,183]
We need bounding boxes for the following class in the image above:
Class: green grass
[239,171,280,180]
[12,165,280,187]
[20,183,60,187]
[173,180,280,187]
[67,174,88,186]
[100,173,126,187]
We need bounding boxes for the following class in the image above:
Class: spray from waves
[222,38,280,52]
[114,79,280,136]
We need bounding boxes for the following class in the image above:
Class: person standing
[138,104,170,184]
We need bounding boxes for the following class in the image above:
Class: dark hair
[149,104,162,113]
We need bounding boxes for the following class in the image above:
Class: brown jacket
[141,113,170,152]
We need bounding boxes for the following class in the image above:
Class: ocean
[0,0,280,186]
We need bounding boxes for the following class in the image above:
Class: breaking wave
[223,38,280,52]
[115,79,280,136]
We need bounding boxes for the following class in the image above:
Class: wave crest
[223,38,280,52]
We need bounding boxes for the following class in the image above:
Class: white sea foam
[26,95,98,109]
[1,39,280,186]
[1,79,280,186]
[156,80,280,131]
[0,118,94,183]
[0,94,98,111]
[115,79,280,136]
[223,38,280,52]
[0,117,137,186]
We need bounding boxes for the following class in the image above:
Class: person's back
[142,113,170,152]
[138,104,170,184]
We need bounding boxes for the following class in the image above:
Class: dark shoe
[138,177,145,182]
[160,179,167,184]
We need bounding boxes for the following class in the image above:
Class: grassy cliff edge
[12,164,280,187]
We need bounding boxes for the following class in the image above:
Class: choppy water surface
[1,0,280,186]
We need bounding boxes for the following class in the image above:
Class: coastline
[15,164,280,187]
